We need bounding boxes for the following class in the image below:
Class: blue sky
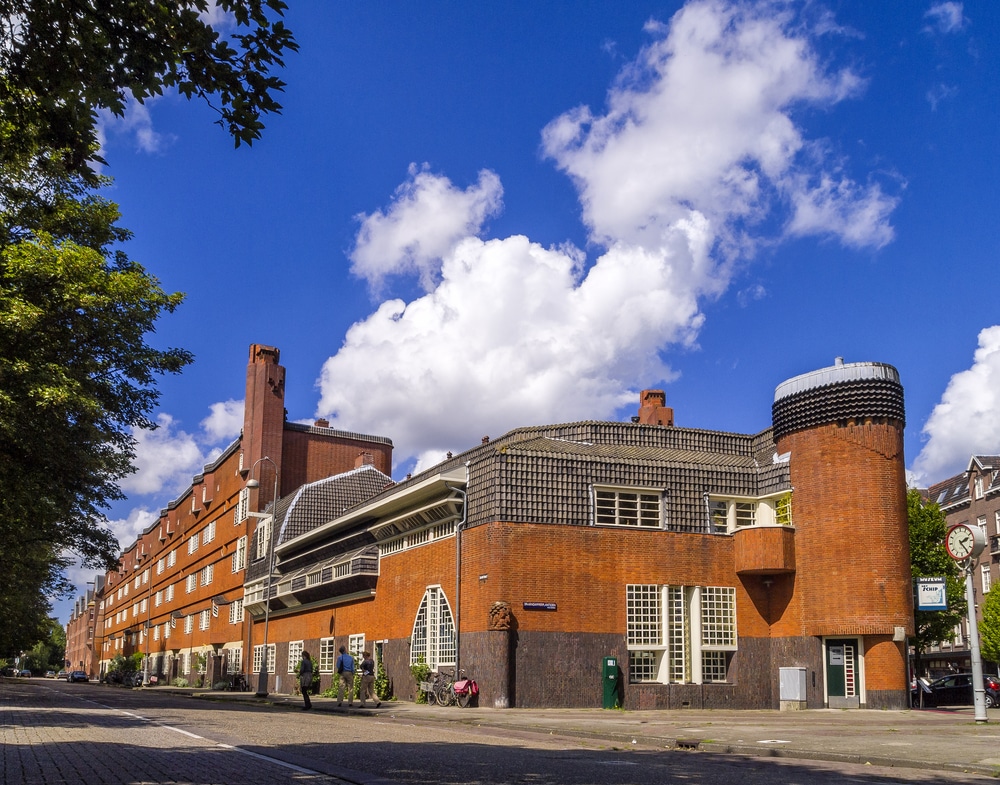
[56,1,1000,621]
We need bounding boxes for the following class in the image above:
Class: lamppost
[247,456,279,697]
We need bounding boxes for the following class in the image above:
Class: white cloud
[201,399,245,443]
[97,93,173,156]
[121,400,244,497]
[317,0,899,466]
[924,2,966,34]
[910,326,1000,486]
[350,164,503,292]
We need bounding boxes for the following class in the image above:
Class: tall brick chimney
[241,344,285,506]
[637,389,674,426]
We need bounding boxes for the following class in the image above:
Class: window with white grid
[228,647,242,675]
[202,520,216,545]
[186,574,197,593]
[666,586,688,683]
[319,638,336,672]
[409,586,455,669]
[188,535,199,554]
[232,536,247,572]
[626,584,736,685]
[255,518,270,561]
[983,564,992,595]
[184,615,193,634]
[166,583,174,601]
[201,563,214,586]
[288,641,303,673]
[349,634,365,658]
[167,549,176,567]
[229,599,244,624]
[199,609,210,630]
[595,487,661,527]
[253,644,275,674]
[157,558,165,575]
[626,585,661,646]
[237,487,250,524]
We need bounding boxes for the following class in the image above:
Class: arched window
[410,586,456,669]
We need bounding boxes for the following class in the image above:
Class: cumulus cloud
[351,164,503,292]
[910,326,1000,486]
[97,93,173,156]
[924,2,966,35]
[317,0,899,467]
[121,401,244,497]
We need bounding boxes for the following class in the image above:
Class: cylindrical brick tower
[772,358,912,709]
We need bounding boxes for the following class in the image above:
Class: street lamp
[246,456,279,697]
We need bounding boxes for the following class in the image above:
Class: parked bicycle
[227,672,249,692]
[422,669,478,708]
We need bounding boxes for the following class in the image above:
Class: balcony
[733,525,796,575]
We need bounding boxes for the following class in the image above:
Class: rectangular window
[734,502,756,527]
[188,535,199,555]
[157,558,165,575]
[626,584,737,685]
[202,520,216,545]
[237,487,250,524]
[320,638,336,673]
[288,640,303,673]
[983,565,992,595]
[229,599,244,624]
[184,615,193,634]
[232,535,247,572]
[709,500,728,533]
[186,574,197,593]
[253,644,275,674]
[165,583,174,602]
[167,549,176,567]
[163,621,171,640]
[228,648,242,675]
[975,477,985,499]
[134,575,141,589]
[201,563,214,586]
[140,598,147,614]
[154,590,162,607]
[349,633,365,658]
[255,518,270,561]
[594,487,661,528]
[200,609,210,630]
[774,493,793,526]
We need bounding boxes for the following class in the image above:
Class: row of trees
[0,1,297,658]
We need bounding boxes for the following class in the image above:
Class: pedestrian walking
[299,651,313,710]
[359,651,379,708]
[335,646,355,706]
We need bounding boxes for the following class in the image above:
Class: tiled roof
[926,472,969,509]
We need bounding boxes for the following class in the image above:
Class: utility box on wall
[602,657,621,709]
[779,666,807,711]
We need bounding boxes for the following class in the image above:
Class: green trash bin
[602,656,621,709]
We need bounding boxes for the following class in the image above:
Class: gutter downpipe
[447,463,470,677]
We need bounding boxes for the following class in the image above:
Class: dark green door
[825,638,860,708]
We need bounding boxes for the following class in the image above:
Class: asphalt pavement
[168,686,1000,777]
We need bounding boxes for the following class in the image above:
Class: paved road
[2,679,997,784]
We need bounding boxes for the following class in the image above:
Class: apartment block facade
[244,358,913,709]
[85,345,392,685]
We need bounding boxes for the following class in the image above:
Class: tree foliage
[0,0,297,175]
[0,142,191,656]
[908,489,965,668]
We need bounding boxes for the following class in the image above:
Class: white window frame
[184,615,194,634]
[975,477,985,499]
[186,574,197,594]
[349,633,365,659]
[188,535,199,555]
[409,585,456,670]
[983,564,992,595]
[201,563,214,586]
[237,487,250,524]
[254,517,271,561]
[288,640,303,673]
[202,520,216,545]
[165,583,175,602]
[626,584,737,685]
[199,609,210,631]
[167,549,177,567]
[228,648,242,675]
[232,535,247,572]
[593,486,662,528]
[253,644,276,674]
[319,638,336,673]
[229,599,244,624]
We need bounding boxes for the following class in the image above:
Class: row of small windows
[379,520,456,556]
[594,487,792,532]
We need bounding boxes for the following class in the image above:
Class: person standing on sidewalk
[359,651,379,708]
[335,646,355,707]
[299,651,313,710]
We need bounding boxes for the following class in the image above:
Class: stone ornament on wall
[489,601,511,630]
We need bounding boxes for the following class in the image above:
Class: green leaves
[0,0,298,174]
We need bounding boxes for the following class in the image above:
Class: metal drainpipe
[447,464,470,677]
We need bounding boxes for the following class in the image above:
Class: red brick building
[89,344,392,685]
[248,358,913,709]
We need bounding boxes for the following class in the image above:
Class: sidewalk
[165,686,1000,777]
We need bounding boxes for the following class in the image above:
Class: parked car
[45,670,56,678]
[912,673,1000,708]
[56,670,68,680]
[18,669,32,678]
[66,670,88,683]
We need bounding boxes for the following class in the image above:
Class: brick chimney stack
[637,389,674,427]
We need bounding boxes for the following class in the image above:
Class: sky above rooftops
[55,1,1000,620]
